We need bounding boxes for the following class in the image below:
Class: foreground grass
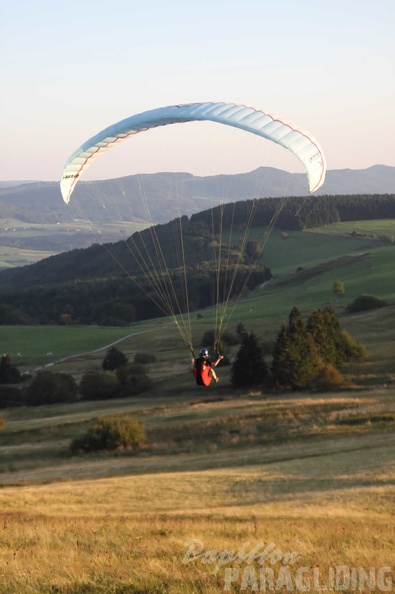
[1,399,395,593]
[1,381,395,592]
[0,514,393,594]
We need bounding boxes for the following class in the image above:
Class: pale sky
[1,0,394,182]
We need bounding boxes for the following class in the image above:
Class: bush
[79,371,120,401]
[71,414,145,453]
[116,363,151,396]
[312,364,344,391]
[337,330,368,362]
[134,352,157,364]
[23,371,78,406]
[346,294,388,313]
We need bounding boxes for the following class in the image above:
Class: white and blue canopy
[60,102,326,203]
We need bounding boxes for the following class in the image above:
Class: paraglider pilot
[193,349,224,386]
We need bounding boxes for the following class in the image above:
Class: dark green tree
[322,305,348,366]
[271,308,318,390]
[271,324,293,389]
[0,305,32,325]
[0,355,22,384]
[288,306,304,335]
[231,331,268,388]
[306,308,337,366]
[102,346,128,371]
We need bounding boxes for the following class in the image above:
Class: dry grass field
[1,384,395,592]
[1,229,395,592]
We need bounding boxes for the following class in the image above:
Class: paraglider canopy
[60,102,326,204]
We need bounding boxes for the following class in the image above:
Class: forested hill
[1,165,394,225]
[0,193,394,329]
[0,193,395,296]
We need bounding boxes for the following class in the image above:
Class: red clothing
[193,356,213,386]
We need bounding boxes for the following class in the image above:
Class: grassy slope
[1,222,395,592]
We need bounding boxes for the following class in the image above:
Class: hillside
[1,193,395,326]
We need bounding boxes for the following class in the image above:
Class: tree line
[0,306,366,413]
[191,193,395,232]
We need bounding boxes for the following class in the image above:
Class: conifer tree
[102,346,128,371]
[306,308,337,366]
[288,306,304,336]
[287,308,318,387]
[231,331,268,388]
[271,324,293,389]
[271,307,317,390]
[322,305,346,366]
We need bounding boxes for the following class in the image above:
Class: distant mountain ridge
[0,165,394,225]
[0,181,39,188]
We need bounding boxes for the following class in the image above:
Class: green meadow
[0,221,395,593]
[0,324,155,372]
[306,218,395,238]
